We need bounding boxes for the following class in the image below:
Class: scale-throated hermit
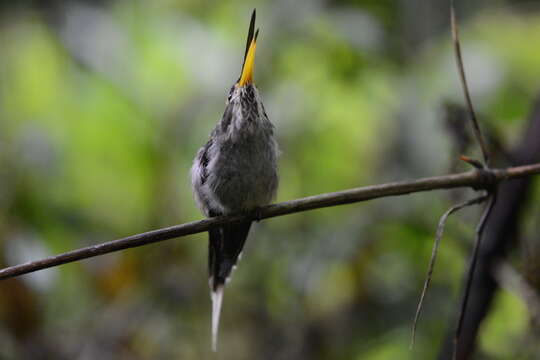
[190,9,278,351]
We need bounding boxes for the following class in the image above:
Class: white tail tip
[211,285,224,352]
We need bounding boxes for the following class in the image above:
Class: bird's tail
[211,284,224,352]
[208,221,252,351]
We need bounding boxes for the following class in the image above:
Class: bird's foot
[252,207,264,222]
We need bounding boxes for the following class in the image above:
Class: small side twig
[459,155,483,170]
[450,0,490,166]
[452,192,497,360]
[410,194,488,349]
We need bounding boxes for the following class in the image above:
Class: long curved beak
[238,10,259,87]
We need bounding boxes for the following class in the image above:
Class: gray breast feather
[191,95,278,215]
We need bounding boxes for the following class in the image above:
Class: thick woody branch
[439,94,540,360]
[0,164,539,281]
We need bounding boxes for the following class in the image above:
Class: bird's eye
[226,86,235,103]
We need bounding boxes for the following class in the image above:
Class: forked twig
[450,0,490,166]
[410,194,488,349]
[447,2,499,359]
[452,193,497,360]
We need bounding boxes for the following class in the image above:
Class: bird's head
[227,9,259,104]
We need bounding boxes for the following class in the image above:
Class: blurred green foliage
[0,0,539,359]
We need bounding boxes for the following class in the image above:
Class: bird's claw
[252,207,264,222]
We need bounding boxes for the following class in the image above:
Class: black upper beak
[240,9,257,75]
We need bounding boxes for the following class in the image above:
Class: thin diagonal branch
[0,164,538,282]
[451,0,490,166]
[410,194,488,349]
[449,4,496,358]
[453,192,497,360]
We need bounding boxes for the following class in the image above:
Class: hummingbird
[190,9,279,351]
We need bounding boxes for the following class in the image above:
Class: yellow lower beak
[238,38,257,87]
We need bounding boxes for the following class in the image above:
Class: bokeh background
[0,0,539,359]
